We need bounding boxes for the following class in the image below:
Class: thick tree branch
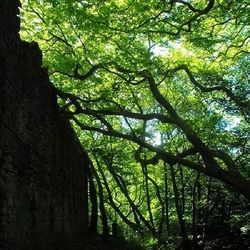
[70,115,250,199]
[51,63,102,81]
[55,86,175,124]
[140,69,222,172]
[167,65,249,110]
[172,0,214,14]
[178,0,215,32]
[95,158,143,233]
[70,116,215,175]
[211,149,240,174]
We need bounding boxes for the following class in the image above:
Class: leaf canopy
[20,0,250,247]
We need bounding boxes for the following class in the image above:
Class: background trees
[20,0,249,248]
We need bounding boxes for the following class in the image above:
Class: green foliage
[20,0,249,248]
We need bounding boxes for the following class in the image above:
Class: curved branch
[172,0,214,14]
[141,70,219,163]
[51,63,102,81]
[74,63,102,81]
[55,86,175,124]
[211,149,240,174]
[71,116,250,199]
[70,116,213,175]
[71,108,174,124]
[94,157,142,232]
[178,0,215,32]
[166,65,250,109]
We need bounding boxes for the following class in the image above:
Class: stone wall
[0,0,88,249]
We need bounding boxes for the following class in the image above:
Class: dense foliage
[20,0,249,249]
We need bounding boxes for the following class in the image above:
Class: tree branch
[165,65,250,110]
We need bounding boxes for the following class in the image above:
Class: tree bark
[170,164,191,250]
[87,165,98,235]
[90,162,110,240]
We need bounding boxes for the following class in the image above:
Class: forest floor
[60,235,144,250]
[50,233,250,249]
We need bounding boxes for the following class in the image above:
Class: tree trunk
[142,164,155,229]
[170,164,191,250]
[96,158,142,233]
[87,165,98,235]
[90,162,109,240]
[191,172,200,247]
[164,162,170,235]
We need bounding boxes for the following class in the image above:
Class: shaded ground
[56,235,144,250]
